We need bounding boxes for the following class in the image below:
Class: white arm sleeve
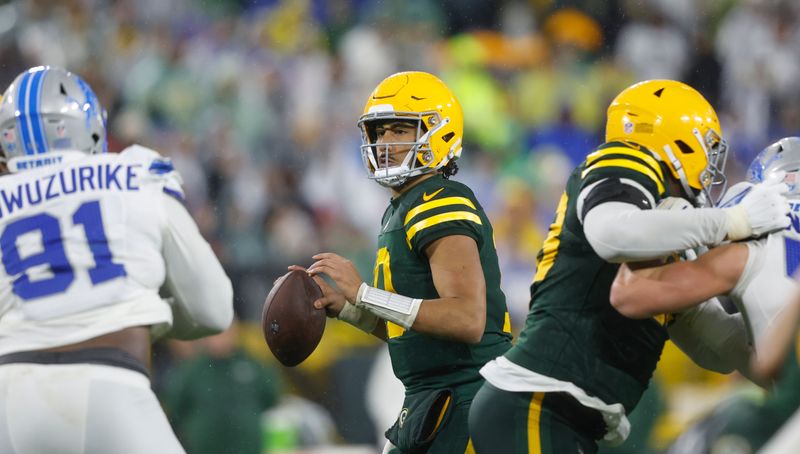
[162,196,234,340]
[583,202,729,262]
[667,298,757,382]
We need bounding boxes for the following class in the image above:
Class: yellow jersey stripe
[404,197,477,226]
[503,312,512,333]
[374,247,406,339]
[527,392,545,454]
[386,321,405,338]
[585,147,664,181]
[406,211,482,245]
[582,159,665,194]
[534,192,568,283]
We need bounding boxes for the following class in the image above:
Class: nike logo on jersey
[422,188,444,201]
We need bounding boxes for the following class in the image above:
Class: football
[261,270,326,367]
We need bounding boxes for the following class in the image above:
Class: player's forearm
[584,202,728,262]
[162,197,234,339]
[411,296,486,344]
[349,283,486,344]
[611,261,732,318]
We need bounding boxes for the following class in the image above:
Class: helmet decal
[0,66,107,171]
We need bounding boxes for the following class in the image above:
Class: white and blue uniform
[720,182,800,351]
[0,145,233,454]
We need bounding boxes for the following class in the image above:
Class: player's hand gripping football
[289,252,364,317]
[724,173,790,241]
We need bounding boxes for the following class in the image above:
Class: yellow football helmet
[606,80,728,205]
[358,71,464,187]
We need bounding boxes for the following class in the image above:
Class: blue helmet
[0,66,107,172]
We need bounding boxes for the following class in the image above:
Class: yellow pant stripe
[581,159,665,194]
[528,392,545,454]
[406,212,482,246]
[465,439,476,454]
[585,147,664,181]
[432,395,452,432]
[404,196,477,226]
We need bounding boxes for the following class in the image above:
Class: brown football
[261,270,326,367]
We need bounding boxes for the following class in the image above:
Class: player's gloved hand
[724,172,790,241]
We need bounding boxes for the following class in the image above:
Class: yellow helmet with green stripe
[605,80,728,205]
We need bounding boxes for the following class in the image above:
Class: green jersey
[373,174,512,396]
[505,141,675,413]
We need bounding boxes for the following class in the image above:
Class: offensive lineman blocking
[469,80,790,453]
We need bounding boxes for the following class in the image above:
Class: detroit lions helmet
[358,71,463,187]
[606,80,728,206]
[747,136,800,195]
[0,66,107,172]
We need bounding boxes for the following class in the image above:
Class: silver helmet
[747,137,800,195]
[0,66,107,171]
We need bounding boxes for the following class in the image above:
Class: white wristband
[337,301,379,333]
[355,282,422,330]
[724,205,752,241]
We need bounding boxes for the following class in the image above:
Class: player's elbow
[462,323,485,344]
[609,283,651,319]
[193,277,235,334]
[461,301,487,344]
[208,278,235,332]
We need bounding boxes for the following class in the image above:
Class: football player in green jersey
[467,80,791,454]
[290,71,513,454]
[607,138,800,454]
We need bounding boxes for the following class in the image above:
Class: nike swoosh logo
[422,188,444,201]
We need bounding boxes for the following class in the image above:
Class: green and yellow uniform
[472,141,675,453]
[375,174,512,453]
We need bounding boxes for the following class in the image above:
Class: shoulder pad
[718,182,755,208]
[120,144,185,201]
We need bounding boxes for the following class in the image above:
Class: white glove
[724,174,790,241]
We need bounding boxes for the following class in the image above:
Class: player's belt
[0,347,149,378]
[544,392,607,441]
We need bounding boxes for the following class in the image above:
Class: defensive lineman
[0,66,233,453]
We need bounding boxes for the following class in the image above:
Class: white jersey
[722,182,800,352]
[0,145,230,354]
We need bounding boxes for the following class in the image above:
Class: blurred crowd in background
[2,0,800,452]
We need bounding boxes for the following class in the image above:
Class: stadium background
[2,0,799,452]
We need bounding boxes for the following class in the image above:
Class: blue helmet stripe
[29,68,48,154]
[16,72,35,155]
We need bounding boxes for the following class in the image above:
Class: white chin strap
[662,143,698,203]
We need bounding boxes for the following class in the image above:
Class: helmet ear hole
[92,133,100,145]
[442,132,455,143]
[674,140,695,155]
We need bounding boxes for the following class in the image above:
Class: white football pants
[0,363,185,454]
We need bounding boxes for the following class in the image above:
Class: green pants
[384,398,474,454]
[468,382,601,454]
